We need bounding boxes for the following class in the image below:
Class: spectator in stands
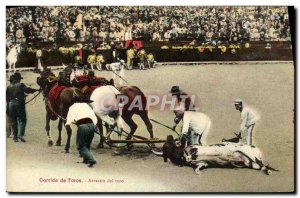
[15,27,24,43]
[6,6,292,45]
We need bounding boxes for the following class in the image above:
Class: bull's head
[162,135,186,166]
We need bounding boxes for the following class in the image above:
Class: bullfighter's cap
[169,86,182,95]
[234,99,243,104]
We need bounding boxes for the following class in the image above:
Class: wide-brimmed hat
[13,72,23,80]
[169,86,182,95]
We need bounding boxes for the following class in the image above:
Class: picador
[58,64,75,86]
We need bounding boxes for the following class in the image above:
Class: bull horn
[151,147,163,156]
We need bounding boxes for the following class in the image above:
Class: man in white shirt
[174,106,211,146]
[234,99,257,145]
[65,102,98,167]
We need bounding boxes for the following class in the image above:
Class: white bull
[184,142,276,175]
[161,136,277,175]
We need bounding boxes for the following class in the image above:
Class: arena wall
[13,41,293,68]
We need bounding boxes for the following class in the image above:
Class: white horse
[90,85,124,149]
[7,44,21,73]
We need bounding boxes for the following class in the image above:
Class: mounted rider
[73,70,105,87]
[58,64,74,87]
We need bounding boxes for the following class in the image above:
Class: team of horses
[36,69,153,153]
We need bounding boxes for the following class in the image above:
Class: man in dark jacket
[58,64,75,86]
[169,86,196,131]
[6,73,39,142]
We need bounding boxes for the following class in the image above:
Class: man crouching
[65,101,97,167]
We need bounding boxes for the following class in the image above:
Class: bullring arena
[6,62,294,192]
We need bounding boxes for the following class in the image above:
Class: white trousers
[240,124,255,145]
[186,127,208,146]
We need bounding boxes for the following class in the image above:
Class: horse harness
[44,86,80,122]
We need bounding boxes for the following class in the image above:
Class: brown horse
[118,86,153,141]
[92,85,154,149]
[72,75,154,149]
[37,69,88,153]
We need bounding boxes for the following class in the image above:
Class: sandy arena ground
[6,63,294,192]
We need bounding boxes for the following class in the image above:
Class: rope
[25,90,42,104]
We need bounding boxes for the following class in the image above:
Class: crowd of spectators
[6,6,291,47]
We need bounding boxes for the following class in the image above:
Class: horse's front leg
[46,112,53,146]
[122,112,137,150]
[97,119,105,148]
[140,111,154,139]
[65,124,72,153]
[56,118,63,146]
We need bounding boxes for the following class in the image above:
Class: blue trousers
[8,100,26,140]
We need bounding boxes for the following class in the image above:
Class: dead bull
[162,135,278,175]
